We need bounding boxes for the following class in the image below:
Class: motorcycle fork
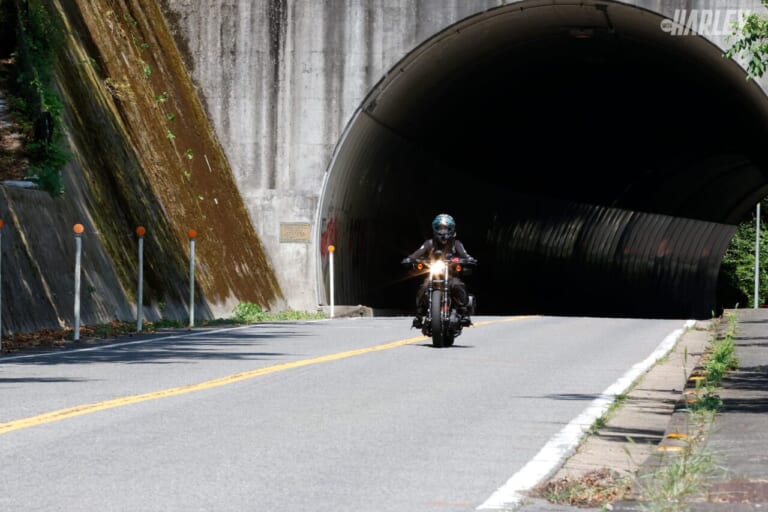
[442,275,450,323]
[437,273,450,325]
[426,278,448,323]
[426,281,432,324]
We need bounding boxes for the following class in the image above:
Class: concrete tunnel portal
[317,1,768,319]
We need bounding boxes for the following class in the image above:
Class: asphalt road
[0,315,688,512]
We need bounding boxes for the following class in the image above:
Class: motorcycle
[407,253,476,348]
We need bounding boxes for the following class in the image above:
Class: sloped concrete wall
[0,181,135,335]
[0,0,284,337]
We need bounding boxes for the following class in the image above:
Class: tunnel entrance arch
[317,0,768,318]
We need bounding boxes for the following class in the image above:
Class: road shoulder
[519,319,714,510]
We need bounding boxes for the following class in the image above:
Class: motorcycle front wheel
[430,289,446,348]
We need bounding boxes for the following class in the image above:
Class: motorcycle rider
[401,213,477,329]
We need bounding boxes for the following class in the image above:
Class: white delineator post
[0,219,3,351]
[136,226,146,331]
[755,203,761,309]
[328,245,335,318]
[188,229,197,327]
[73,223,84,342]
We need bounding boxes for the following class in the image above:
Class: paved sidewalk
[516,309,768,511]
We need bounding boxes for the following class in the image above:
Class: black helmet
[432,213,456,244]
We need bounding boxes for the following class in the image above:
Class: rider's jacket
[407,238,474,262]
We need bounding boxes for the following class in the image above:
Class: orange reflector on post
[136,226,146,237]
[188,229,197,239]
[73,224,84,234]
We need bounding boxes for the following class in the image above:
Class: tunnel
[316,0,768,319]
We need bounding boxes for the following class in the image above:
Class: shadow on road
[0,325,315,366]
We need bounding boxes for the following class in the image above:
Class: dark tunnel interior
[317,1,768,319]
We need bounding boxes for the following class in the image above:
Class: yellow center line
[0,316,533,435]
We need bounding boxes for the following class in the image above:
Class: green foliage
[707,336,739,384]
[688,389,724,413]
[26,131,71,194]
[688,313,739,413]
[233,302,267,322]
[15,0,60,88]
[636,448,716,511]
[634,408,718,510]
[725,2,768,80]
[233,302,326,323]
[588,393,628,434]
[9,0,71,195]
[719,201,768,308]
[123,13,138,28]
[706,314,739,386]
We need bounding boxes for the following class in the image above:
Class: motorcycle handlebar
[404,257,478,267]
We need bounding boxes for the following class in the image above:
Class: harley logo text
[660,9,750,36]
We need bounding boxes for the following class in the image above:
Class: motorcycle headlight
[430,260,446,277]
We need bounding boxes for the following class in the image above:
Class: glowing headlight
[430,260,446,277]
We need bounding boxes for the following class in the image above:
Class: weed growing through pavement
[687,312,739,414]
[633,313,739,510]
[633,412,718,512]
[589,393,628,434]
[531,468,632,509]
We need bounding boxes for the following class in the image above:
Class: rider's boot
[412,306,427,329]
[458,307,472,326]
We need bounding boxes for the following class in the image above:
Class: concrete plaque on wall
[280,223,311,243]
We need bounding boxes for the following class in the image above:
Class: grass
[589,393,628,434]
[232,302,325,323]
[632,312,739,510]
[687,311,739,413]
[633,413,718,512]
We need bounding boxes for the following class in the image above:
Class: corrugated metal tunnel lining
[318,0,768,318]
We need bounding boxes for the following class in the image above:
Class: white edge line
[476,319,696,511]
[1,318,335,363]
[0,323,296,362]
